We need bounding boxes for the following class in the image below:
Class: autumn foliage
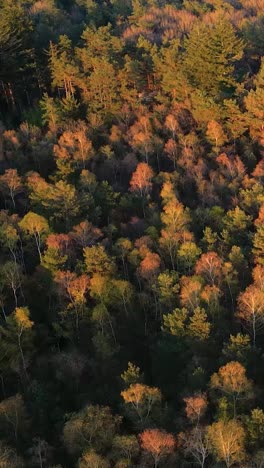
[0,0,264,465]
[139,429,175,467]
[130,162,154,197]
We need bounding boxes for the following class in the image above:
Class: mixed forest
[1,0,264,466]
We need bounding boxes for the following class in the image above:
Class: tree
[111,279,133,316]
[128,116,154,164]
[0,307,34,380]
[222,206,252,248]
[178,241,201,272]
[53,125,94,176]
[28,438,52,468]
[179,427,209,468]
[253,208,264,265]
[252,264,264,290]
[183,20,244,98]
[159,191,191,269]
[246,408,264,450]
[163,307,210,340]
[165,114,179,140]
[236,285,264,346]
[224,99,248,145]
[112,435,139,462]
[0,2,34,109]
[244,59,264,147]
[19,212,49,262]
[161,196,190,233]
[195,251,223,286]
[183,393,208,424]
[0,394,29,442]
[187,308,211,341]
[207,419,246,467]
[71,221,102,249]
[0,441,23,467]
[83,245,115,277]
[164,138,179,169]
[162,308,188,337]
[55,270,90,332]
[63,405,121,456]
[42,233,70,272]
[206,120,227,151]
[0,212,20,264]
[121,383,162,426]
[84,59,121,117]
[121,362,143,387]
[138,252,161,281]
[40,93,61,132]
[222,334,251,364]
[180,276,202,311]
[0,261,23,308]
[48,180,80,228]
[78,450,110,468]
[129,162,154,215]
[210,361,253,417]
[0,169,23,209]
[155,270,179,311]
[139,429,175,468]
[49,35,79,98]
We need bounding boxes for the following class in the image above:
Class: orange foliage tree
[180,276,202,310]
[55,270,89,332]
[139,428,175,468]
[138,252,161,281]
[121,383,161,426]
[130,162,154,198]
[210,361,253,417]
[183,393,208,424]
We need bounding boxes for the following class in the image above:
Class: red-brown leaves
[130,162,154,197]
[184,393,208,422]
[55,270,89,306]
[139,428,175,466]
[46,233,71,254]
[138,252,161,280]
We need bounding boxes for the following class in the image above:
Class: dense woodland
[0,0,264,466]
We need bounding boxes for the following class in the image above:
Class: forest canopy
[0,0,264,466]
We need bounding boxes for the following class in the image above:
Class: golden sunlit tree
[207,419,246,468]
[210,361,253,417]
[121,383,162,426]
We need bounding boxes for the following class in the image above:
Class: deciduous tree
[130,162,154,200]
[0,169,23,209]
[139,428,175,468]
[210,361,253,417]
[0,394,29,442]
[121,383,161,426]
[19,212,49,262]
[183,393,208,424]
[236,285,264,346]
[63,405,121,455]
[207,419,245,468]
[195,251,223,286]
